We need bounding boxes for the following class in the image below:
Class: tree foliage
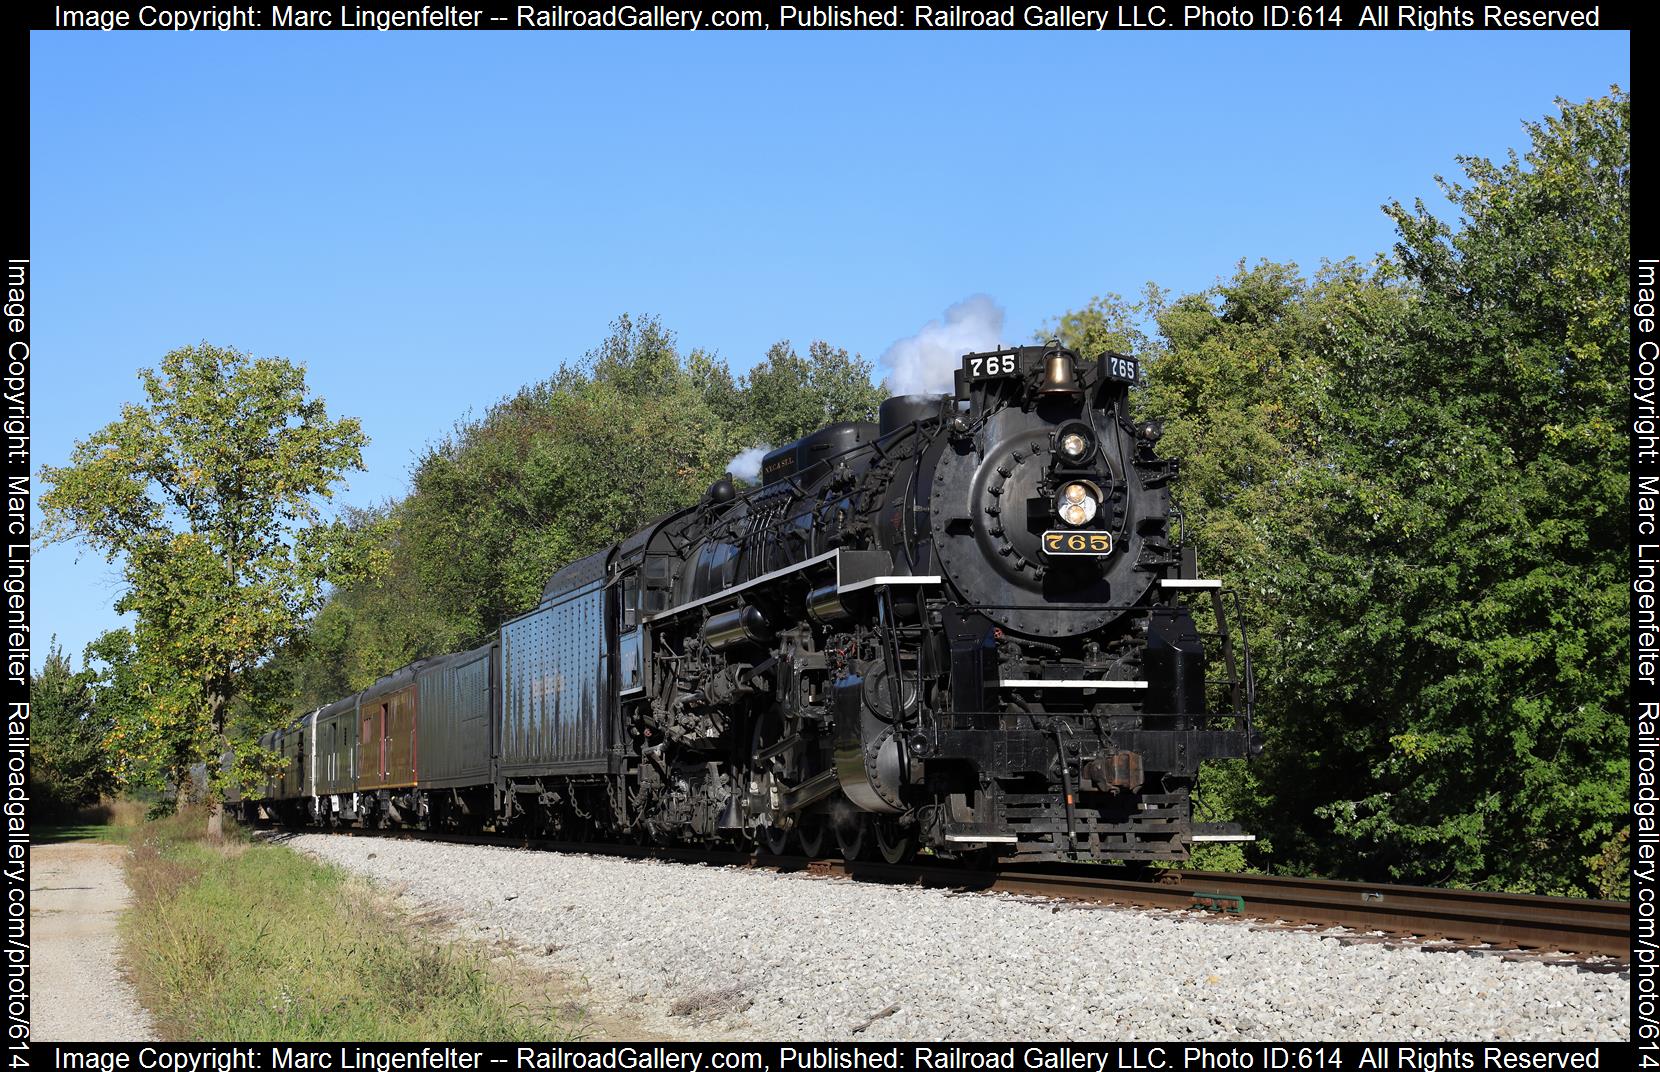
[29,639,114,815]
[1041,287,1161,363]
[280,317,884,703]
[740,339,887,447]
[38,344,369,801]
[394,315,745,649]
[1056,90,1629,895]
[81,628,150,791]
[1262,89,1629,896]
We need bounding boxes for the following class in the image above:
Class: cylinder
[702,605,774,652]
[807,585,854,625]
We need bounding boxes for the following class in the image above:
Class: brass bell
[1037,349,1082,396]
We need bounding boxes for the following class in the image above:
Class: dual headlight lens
[1057,482,1099,526]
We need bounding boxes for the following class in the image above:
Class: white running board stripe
[837,575,942,593]
[999,679,1149,689]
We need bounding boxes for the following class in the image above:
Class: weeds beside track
[122,812,579,1041]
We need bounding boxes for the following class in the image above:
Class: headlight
[1056,423,1094,461]
[1057,483,1099,526]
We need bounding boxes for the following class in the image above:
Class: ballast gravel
[288,836,1626,1042]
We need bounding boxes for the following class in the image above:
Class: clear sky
[28,29,1629,671]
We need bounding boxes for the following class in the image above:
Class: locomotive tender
[244,342,1259,863]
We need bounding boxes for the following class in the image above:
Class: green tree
[395,315,745,648]
[740,340,887,446]
[82,628,148,791]
[30,639,114,815]
[1040,287,1161,362]
[38,344,368,833]
[1262,90,1629,894]
[279,315,887,711]
[1104,260,1409,870]
[261,505,457,710]
[1043,91,1628,895]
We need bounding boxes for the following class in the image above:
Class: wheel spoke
[835,814,873,862]
[760,823,792,856]
[874,817,916,865]
[797,816,828,858]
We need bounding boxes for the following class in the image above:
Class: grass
[38,798,150,843]
[122,811,577,1041]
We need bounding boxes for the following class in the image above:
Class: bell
[1037,350,1082,396]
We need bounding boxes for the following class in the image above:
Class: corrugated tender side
[499,579,610,775]
[417,643,496,788]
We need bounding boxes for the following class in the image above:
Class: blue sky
[29,30,1629,670]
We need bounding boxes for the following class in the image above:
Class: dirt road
[30,841,156,1042]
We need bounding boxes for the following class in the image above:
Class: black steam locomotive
[242,342,1259,863]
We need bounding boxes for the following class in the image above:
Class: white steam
[882,294,1006,396]
[727,444,772,484]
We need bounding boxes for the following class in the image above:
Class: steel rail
[979,865,1630,960]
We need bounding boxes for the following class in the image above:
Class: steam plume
[727,444,772,484]
[882,294,1006,396]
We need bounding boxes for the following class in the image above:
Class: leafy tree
[281,316,886,709]
[1099,261,1410,870]
[1247,91,1629,895]
[257,504,458,711]
[1040,286,1162,362]
[82,629,149,792]
[394,315,745,648]
[1041,91,1628,895]
[29,639,114,815]
[38,344,369,833]
[740,340,887,447]
[685,346,748,432]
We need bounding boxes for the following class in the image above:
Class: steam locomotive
[241,342,1259,863]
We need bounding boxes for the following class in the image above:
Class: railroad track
[961,864,1628,962]
[266,825,1631,964]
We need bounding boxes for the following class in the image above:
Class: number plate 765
[1042,531,1113,555]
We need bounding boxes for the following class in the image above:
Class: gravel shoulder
[30,841,157,1042]
[289,835,1628,1043]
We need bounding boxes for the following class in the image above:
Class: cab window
[622,572,640,628]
